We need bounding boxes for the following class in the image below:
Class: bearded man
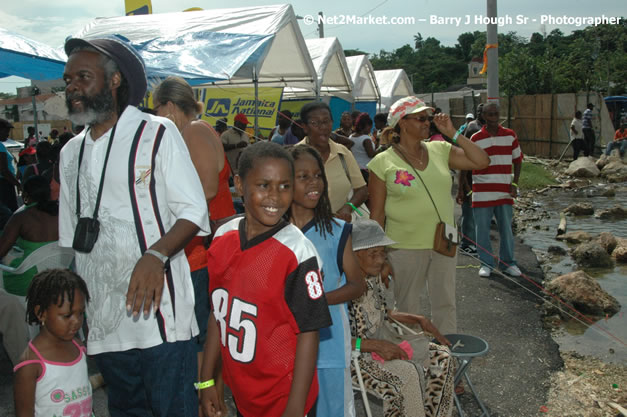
[57,37,209,416]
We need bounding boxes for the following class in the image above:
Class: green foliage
[519,162,557,190]
[366,19,626,96]
[0,92,16,99]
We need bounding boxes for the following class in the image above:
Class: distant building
[467,57,486,87]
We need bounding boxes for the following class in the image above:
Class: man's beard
[66,87,116,126]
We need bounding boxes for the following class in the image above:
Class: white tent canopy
[375,69,414,111]
[345,55,380,103]
[71,4,317,91]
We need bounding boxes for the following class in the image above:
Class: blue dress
[303,219,355,417]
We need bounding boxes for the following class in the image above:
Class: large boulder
[597,232,618,254]
[555,230,594,244]
[595,154,621,170]
[571,242,614,268]
[594,205,627,220]
[563,202,594,216]
[565,157,600,177]
[545,271,620,317]
[600,159,627,177]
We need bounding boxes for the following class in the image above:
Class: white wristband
[144,249,168,264]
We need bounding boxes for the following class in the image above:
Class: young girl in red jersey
[200,142,332,417]
[288,144,365,416]
[13,269,92,417]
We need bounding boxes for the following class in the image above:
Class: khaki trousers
[388,248,457,335]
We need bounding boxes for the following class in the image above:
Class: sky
[1,0,625,93]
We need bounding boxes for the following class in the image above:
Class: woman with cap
[297,102,368,222]
[368,96,489,336]
[350,219,455,417]
[0,175,59,296]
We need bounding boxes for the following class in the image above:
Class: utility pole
[31,86,40,141]
[486,0,499,104]
[318,11,324,38]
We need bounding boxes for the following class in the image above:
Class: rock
[594,205,627,220]
[613,246,627,263]
[547,245,568,256]
[555,230,594,244]
[563,202,594,216]
[605,172,627,183]
[545,271,620,317]
[596,154,621,169]
[565,157,600,177]
[601,187,616,197]
[571,242,614,268]
[600,159,627,177]
[585,186,616,198]
[597,232,618,254]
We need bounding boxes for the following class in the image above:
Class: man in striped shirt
[470,102,523,278]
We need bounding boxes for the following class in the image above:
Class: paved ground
[1,212,562,416]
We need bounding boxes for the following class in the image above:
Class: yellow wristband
[511,182,518,188]
[194,379,215,390]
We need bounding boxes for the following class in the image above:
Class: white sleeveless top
[14,340,93,417]
[350,134,373,169]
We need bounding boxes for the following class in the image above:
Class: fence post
[549,94,554,158]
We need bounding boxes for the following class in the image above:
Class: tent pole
[253,66,259,141]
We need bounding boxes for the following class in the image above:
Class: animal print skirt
[351,342,455,417]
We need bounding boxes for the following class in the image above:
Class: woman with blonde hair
[152,76,232,414]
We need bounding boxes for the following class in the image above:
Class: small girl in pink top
[13,269,92,417]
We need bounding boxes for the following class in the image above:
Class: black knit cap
[64,36,147,107]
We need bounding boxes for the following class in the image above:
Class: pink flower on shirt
[394,170,415,186]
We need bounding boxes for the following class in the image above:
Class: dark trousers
[571,138,586,160]
[93,340,197,417]
[583,128,595,157]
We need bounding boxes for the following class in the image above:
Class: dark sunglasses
[405,115,433,123]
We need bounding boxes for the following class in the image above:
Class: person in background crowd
[270,110,293,145]
[25,127,37,147]
[221,113,250,175]
[471,102,523,278]
[23,141,54,182]
[605,121,627,157]
[350,113,377,183]
[570,110,586,160]
[59,36,209,416]
[298,102,368,222]
[332,111,355,149]
[48,129,59,144]
[16,147,37,183]
[582,103,596,157]
[0,118,20,212]
[372,112,388,147]
[215,117,228,136]
[285,119,306,145]
[459,113,474,135]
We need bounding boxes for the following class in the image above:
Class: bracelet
[194,379,215,390]
[466,190,473,196]
[345,202,363,217]
[355,338,362,352]
[144,249,169,264]
[511,182,518,188]
[452,130,461,144]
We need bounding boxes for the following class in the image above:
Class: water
[518,185,627,364]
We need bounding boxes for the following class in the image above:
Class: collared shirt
[297,138,366,213]
[221,127,249,174]
[58,106,210,355]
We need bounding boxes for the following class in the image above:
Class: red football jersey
[208,218,332,417]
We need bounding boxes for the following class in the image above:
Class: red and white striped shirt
[471,125,523,208]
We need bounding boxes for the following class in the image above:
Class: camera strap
[75,123,118,220]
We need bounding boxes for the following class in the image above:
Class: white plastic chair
[0,241,74,288]
[0,242,75,339]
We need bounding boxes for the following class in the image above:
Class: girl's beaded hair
[26,269,90,325]
[287,144,336,238]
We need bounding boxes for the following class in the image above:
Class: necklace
[398,143,426,167]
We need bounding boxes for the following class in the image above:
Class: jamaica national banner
[279,99,313,121]
[125,0,152,15]
[198,87,284,136]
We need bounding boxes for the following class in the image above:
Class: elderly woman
[368,96,489,335]
[350,219,455,417]
[297,102,368,222]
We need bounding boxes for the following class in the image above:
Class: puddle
[518,186,627,364]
